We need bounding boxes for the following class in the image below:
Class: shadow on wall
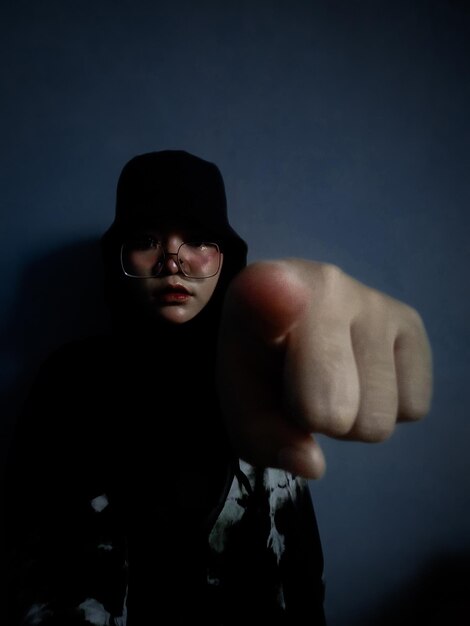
[0,237,112,605]
[354,551,470,625]
[0,236,111,465]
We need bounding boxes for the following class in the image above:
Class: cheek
[126,279,153,303]
[198,280,219,306]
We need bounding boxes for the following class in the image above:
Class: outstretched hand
[217,259,433,479]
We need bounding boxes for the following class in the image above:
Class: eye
[132,236,159,251]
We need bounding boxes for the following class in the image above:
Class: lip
[154,282,192,304]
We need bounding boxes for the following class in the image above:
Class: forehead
[133,226,207,239]
[130,217,216,240]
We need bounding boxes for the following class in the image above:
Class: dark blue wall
[1,1,469,623]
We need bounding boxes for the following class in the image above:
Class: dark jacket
[5,333,325,625]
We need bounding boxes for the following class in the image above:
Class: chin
[155,305,200,325]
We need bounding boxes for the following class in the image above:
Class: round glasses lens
[121,238,164,277]
[178,243,220,278]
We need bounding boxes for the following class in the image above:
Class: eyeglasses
[120,238,221,279]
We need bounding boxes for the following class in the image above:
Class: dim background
[1,1,469,623]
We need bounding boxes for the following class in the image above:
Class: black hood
[110,150,246,250]
[100,150,248,335]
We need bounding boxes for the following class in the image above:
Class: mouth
[154,283,192,304]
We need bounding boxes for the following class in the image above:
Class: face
[123,227,224,324]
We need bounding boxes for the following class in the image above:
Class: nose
[161,251,180,275]
[158,234,185,275]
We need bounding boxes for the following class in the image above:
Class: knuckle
[319,262,344,294]
[396,301,428,337]
[404,303,424,327]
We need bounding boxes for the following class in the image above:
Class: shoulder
[44,333,116,362]
[37,334,117,376]
[23,334,121,405]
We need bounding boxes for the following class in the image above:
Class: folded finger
[283,318,360,437]
[347,320,398,442]
[395,308,433,421]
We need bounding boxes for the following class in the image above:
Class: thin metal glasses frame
[120,241,221,279]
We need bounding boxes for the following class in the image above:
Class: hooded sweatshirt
[5,151,326,625]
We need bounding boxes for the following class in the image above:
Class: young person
[5,150,432,625]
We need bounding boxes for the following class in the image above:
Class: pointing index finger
[221,259,311,346]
